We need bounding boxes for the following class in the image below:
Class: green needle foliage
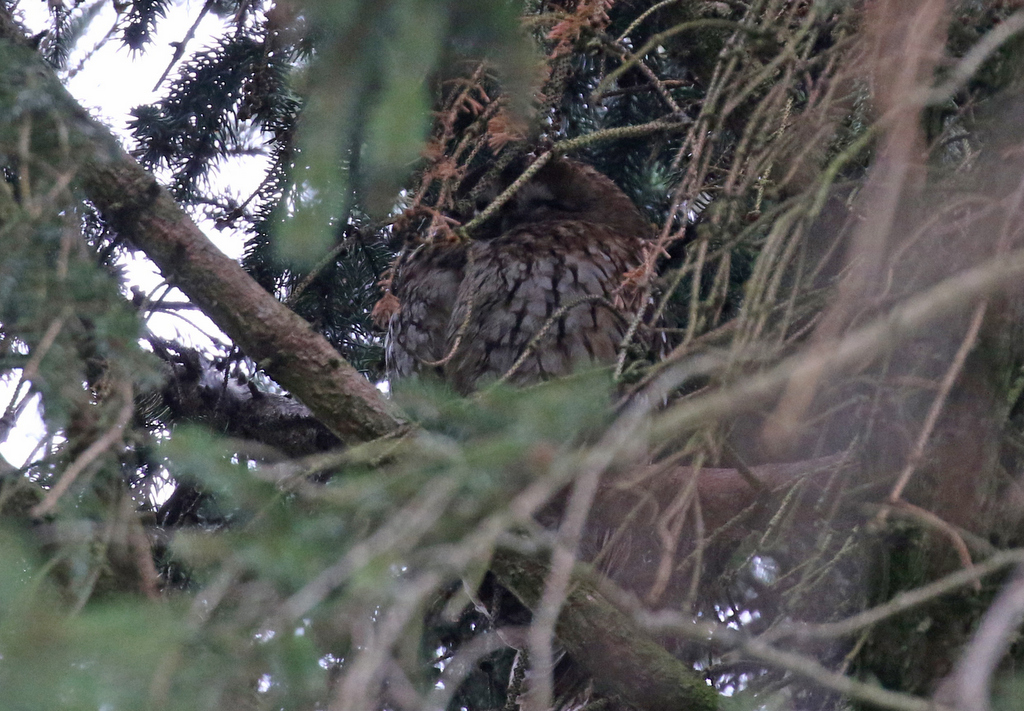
[7,1,1024,710]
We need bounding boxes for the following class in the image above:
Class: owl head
[460,155,653,241]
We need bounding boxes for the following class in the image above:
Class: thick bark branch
[82,156,405,442]
[0,14,404,444]
[151,340,341,457]
[490,548,719,711]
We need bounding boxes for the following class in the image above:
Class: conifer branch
[0,10,405,444]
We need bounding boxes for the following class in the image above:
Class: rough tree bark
[0,12,404,445]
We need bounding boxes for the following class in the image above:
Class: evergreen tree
[4,1,1024,710]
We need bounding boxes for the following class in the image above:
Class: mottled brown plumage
[386,157,651,393]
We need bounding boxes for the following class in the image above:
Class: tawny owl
[386,157,652,394]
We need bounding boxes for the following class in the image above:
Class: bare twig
[652,246,1024,442]
[459,119,692,238]
[762,549,1024,644]
[0,308,69,442]
[498,295,618,385]
[459,151,553,237]
[947,563,1024,711]
[152,0,215,91]
[526,379,666,711]
[425,632,507,711]
[284,229,357,308]
[31,381,135,518]
[887,300,988,503]
[422,252,477,369]
[888,501,977,581]
[924,8,1024,106]
[277,480,457,622]
[640,612,955,711]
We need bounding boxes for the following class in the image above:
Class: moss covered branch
[490,548,719,711]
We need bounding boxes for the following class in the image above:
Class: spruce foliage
[6,1,1024,710]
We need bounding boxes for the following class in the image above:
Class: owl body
[385,242,467,378]
[387,158,651,393]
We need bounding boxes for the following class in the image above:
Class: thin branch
[924,8,1024,106]
[762,548,1024,643]
[600,19,755,92]
[459,119,691,238]
[127,494,162,600]
[285,229,356,308]
[276,480,457,622]
[524,388,650,711]
[640,612,955,711]
[651,245,1024,442]
[617,0,684,41]
[424,632,507,711]
[887,501,977,581]
[949,564,1024,711]
[31,381,135,517]
[152,0,214,91]
[421,252,477,368]
[459,151,552,237]
[887,301,988,504]
[0,308,69,441]
[330,571,443,711]
[498,295,617,385]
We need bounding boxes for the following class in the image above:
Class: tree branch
[0,11,405,444]
[490,548,719,711]
[151,340,341,457]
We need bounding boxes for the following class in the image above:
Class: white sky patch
[125,251,232,350]
[22,0,228,135]
[0,379,45,468]
[2,0,263,469]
